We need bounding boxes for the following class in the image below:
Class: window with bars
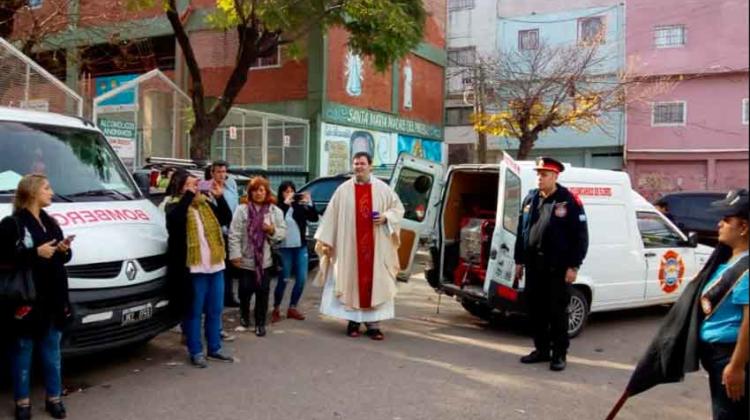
[743,99,749,125]
[518,29,540,51]
[447,47,476,67]
[448,0,475,11]
[578,16,606,45]
[250,45,281,69]
[654,25,686,48]
[445,107,474,126]
[652,102,686,126]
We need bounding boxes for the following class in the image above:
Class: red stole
[354,183,375,308]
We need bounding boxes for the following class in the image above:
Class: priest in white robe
[314,152,405,340]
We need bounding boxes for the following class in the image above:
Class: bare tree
[456,38,677,161]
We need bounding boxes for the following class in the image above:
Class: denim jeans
[274,246,309,308]
[185,271,224,357]
[700,341,749,420]
[11,328,63,401]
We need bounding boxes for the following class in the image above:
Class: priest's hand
[373,214,387,225]
[565,268,578,284]
[723,362,746,401]
[319,244,332,257]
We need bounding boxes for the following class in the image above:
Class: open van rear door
[390,153,444,278]
[485,152,523,299]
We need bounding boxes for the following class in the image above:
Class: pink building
[626,0,749,200]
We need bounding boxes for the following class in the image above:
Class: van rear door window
[502,169,521,233]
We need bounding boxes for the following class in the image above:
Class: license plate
[121,303,153,326]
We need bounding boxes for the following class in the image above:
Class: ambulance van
[1,107,174,355]
[389,152,714,337]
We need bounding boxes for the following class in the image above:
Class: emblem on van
[658,250,685,294]
[125,260,138,281]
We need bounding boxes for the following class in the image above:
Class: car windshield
[0,121,139,202]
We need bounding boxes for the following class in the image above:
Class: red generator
[453,211,496,288]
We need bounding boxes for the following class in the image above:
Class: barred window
[445,107,474,126]
[652,102,686,126]
[654,25,686,48]
[447,47,476,67]
[518,29,539,51]
[250,45,281,69]
[448,0,475,11]
[578,16,605,45]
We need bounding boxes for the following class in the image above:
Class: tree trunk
[516,132,538,160]
[476,130,488,163]
[189,122,218,163]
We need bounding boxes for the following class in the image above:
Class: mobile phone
[63,235,76,244]
[293,193,305,201]
[371,211,380,220]
[198,180,213,193]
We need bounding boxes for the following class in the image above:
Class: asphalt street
[1,268,711,420]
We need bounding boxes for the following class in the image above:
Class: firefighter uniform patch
[554,202,568,218]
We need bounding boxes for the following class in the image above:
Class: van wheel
[568,288,589,338]
[461,299,492,321]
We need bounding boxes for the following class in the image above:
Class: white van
[0,107,174,355]
[390,152,714,337]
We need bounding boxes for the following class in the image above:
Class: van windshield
[0,121,140,202]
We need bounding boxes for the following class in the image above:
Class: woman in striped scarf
[165,169,233,368]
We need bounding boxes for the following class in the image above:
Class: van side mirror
[687,232,699,248]
[132,172,151,197]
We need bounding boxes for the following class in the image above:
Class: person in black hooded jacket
[270,181,318,323]
[0,174,72,420]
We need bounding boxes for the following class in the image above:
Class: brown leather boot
[271,308,282,323]
[287,307,306,321]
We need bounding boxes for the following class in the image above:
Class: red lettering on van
[79,210,98,223]
[51,213,69,226]
[67,212,85,225]
[93,210,111,221]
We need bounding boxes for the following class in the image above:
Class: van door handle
[644,252,656,258]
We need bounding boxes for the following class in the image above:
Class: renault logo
[125,261,138,281]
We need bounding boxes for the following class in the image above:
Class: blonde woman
[0,174,72,420]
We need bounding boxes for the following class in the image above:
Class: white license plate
[121,303,153,326]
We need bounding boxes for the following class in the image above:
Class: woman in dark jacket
[270,181,319,323]
[0,174,72,420]
[164,169,233,368]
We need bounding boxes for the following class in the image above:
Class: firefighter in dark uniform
[514,157,589,371]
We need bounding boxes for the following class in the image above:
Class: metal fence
[0,37,83,116]
[93,69,192,171]
[211,107,310,189]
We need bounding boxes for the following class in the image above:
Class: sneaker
[45,399,67,419]
[220,331,236,342]
[207,351,235,363]
[255,325,267,337]
[190,355,208,368]
[520,350,551,364]
[287,308,306,321]
[15,404,31,420]
[271,308,282,323]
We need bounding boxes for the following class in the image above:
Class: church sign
[323,103,442,140]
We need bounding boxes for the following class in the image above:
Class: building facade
[444,0,626,169]
[10,0,447,179]
[625,0,749,199]
[494,2,626,169]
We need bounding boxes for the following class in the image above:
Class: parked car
[655,192,725,246]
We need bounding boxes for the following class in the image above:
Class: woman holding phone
[228,177,286,336]
[271,181,318,323]
[0,174,73,420]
